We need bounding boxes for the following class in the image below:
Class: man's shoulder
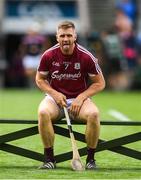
[42,43,60,57]
[76,43,97,61]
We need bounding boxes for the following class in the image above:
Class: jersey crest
[74,63,80,70]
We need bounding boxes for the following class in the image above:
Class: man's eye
[60,34,72,38]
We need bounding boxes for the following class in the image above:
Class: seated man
[36,21,105,170]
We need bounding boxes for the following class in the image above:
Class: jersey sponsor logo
[74,63,80,69]
[51,70,81,81]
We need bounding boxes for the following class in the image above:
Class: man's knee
[38,109,50,124]
[86,110,100,125]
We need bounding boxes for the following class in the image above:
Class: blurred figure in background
[114,7,137,89]
[20,23,48,88]
[131,33,141,89]
[115,7,137,69]
[116,0,137,25]
[101,27,129,90]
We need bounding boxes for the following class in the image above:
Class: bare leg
[38,97,60,148]
[78,99,100,149]
[38,97,61,168]
[76,98,100,169]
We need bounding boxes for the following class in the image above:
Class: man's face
[56,27,77,54]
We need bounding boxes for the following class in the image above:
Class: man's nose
[64,35,68,41]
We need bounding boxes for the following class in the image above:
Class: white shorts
[45,94,74,108]
[45,94,75,119]
[44,94,90,120]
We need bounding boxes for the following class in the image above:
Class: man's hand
[51,91,67,107]
[69,94,87,117]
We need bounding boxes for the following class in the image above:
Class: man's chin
[62,46,70,53]
[63,45,70,50]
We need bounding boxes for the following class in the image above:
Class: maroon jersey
[38,43,101,98]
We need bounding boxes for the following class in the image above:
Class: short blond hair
[57,21,75,31]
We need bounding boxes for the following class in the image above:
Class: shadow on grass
[0,165,71,171]
[0,166,37,170]
[98,167,141,171]
[0,166,141,172]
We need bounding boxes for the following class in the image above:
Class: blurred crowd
[1,0,141,90]
[87,0,141,90]
[4,23,52,88]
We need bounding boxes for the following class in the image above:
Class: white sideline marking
[108,109,132,121]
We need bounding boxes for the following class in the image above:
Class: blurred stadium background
[0,0,141,91]
[0,1,141,179]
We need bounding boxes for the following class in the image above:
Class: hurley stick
[63,107,85,171]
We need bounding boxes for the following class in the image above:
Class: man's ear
[74,33,77,41]
[56,34,59,42]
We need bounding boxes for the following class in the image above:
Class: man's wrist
[79,94,88,101]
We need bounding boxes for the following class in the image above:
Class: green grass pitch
[0,89,141,179]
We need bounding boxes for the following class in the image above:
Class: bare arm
[80,72,105,99]
[70,72,105,116]
[35,71,67,107]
